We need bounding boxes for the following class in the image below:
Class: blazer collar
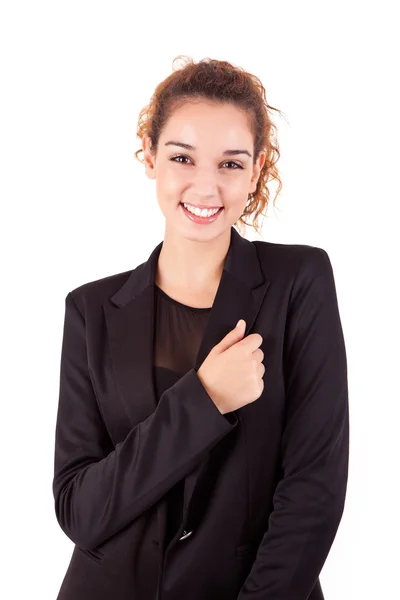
[109,225,265,306]
[103,226,270,429]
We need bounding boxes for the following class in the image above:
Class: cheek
[155,169,176,198]
[220,177,249,201]
[156,165,189,194]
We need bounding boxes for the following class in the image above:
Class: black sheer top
[153,284,212,547]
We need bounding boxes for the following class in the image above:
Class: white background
[1,1,399,598]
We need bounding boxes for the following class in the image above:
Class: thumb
[215,319,246,354]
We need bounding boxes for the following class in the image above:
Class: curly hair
[134,55,284,237]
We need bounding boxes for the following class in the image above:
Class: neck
[155,226,231,291]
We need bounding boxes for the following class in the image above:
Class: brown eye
[223,161,243,169]
[170,155,191,164]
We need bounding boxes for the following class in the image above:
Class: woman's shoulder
[252,238,333,280]
[66,266,137,314]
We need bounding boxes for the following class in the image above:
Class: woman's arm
[237,248,349,600]
[52,291,237,551]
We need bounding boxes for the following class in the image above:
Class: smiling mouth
[180,202,224,223]
[180,202,223,210]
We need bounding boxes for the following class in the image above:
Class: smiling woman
[134,55,283,240]
[53,55,348,600]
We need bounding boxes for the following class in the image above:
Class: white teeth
[183,203,221,217]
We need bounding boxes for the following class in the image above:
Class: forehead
[160,100,253,148]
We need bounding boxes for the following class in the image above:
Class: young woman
[53,56,349,600]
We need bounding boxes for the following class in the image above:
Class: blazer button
[179,529,193,541]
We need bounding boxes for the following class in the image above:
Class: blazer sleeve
[52,291,238,551]
[237,248,349,600]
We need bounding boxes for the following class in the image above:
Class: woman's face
[142,100,266,240]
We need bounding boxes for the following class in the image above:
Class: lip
[181,203,223,209]
[180,202,224,224]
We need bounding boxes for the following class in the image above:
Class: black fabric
[153,284,212,547]
[53,226,346,599]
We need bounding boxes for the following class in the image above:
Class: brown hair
[134,55,284,237]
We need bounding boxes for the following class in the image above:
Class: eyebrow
[164,140,252,158]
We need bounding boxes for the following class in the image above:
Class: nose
[190,164,219,197]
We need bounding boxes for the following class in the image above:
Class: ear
[249,149,267,195]
[142,135,157,180]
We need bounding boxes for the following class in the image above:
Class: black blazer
[52,226,349,600]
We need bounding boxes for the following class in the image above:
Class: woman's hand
[196,319,264,415]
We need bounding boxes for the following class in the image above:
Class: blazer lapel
[103,225,271,544]
[180,228,271,530]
